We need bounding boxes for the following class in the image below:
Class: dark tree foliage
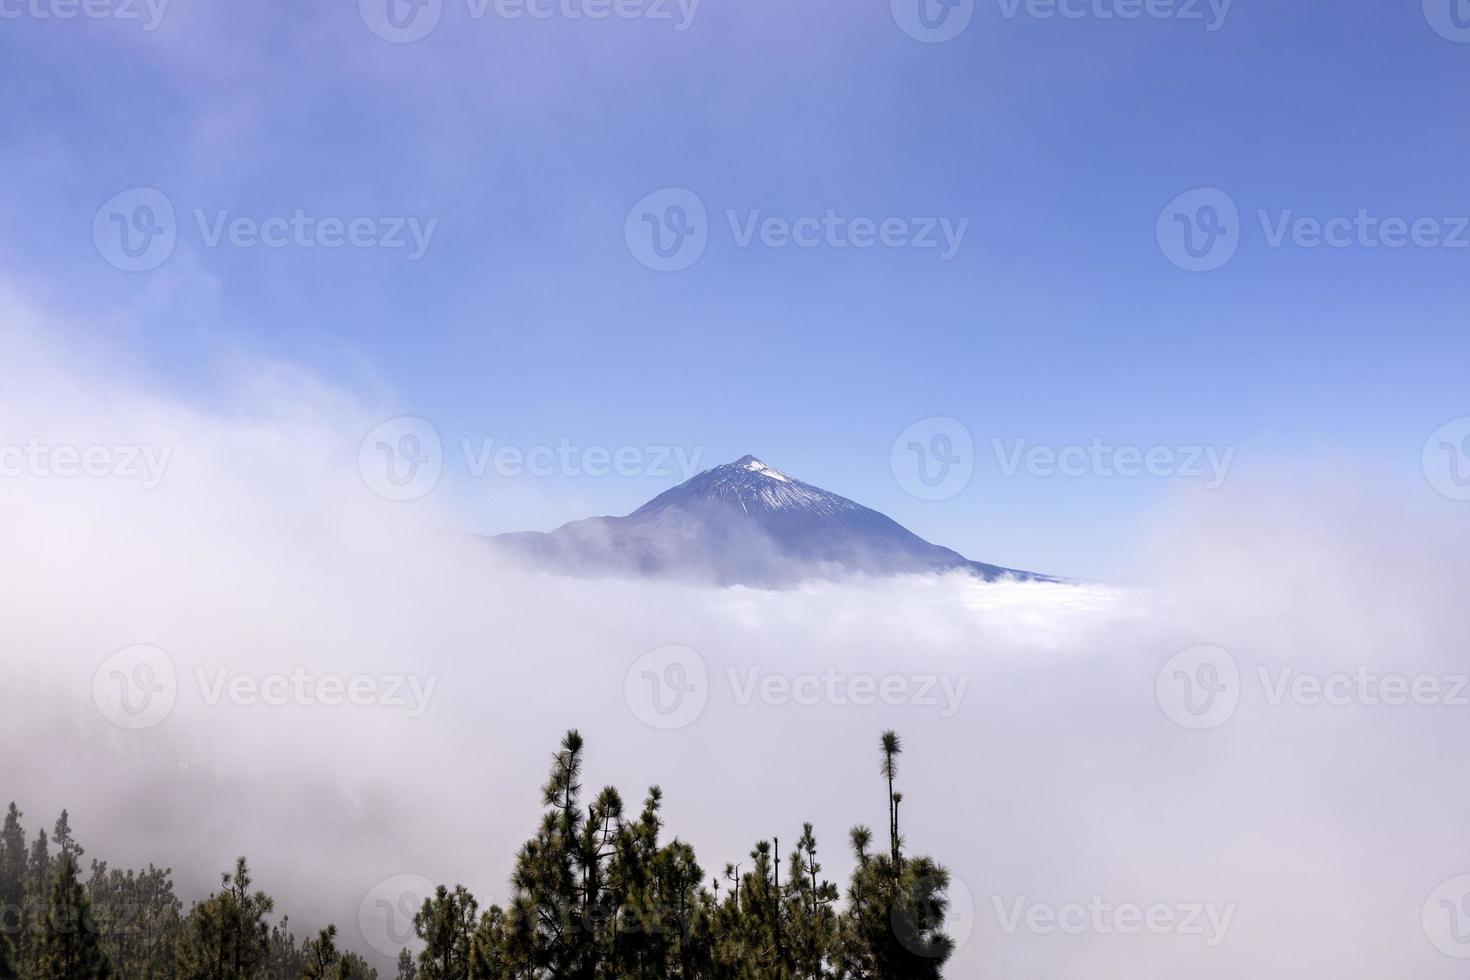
[264,914,307,980]
[34,852,110,979]
[413,885,477,980]
[3,729,952,979]
[173,858,275,980]
[303,924,377,980]
[0,804,25,949]
[89,860,183,979]
[458,730,951,980]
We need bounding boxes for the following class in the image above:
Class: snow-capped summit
[630,455,857,519]
[492,455,1048,587]
[738,455,789,480]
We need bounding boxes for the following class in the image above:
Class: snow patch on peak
[742,457,791,483]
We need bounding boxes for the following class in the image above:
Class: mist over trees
[0,732,952,978]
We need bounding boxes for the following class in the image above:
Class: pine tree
[302,924,341,980]
[834,733,952,980]
[338,950,378,980]
[51,811,84,869]
[714,839,790,979]
[605,788,711,978]
[88,861,183,980]
[302,923,378,980]
[466,905,509,980]
[0,805,25,965]
[784,824,838,980]
[879,732,903,874]
[262,915,303,980]
[395,946,419,980]
[484,729,612,979]
[172,858,273,980]
[34,852,111,979]
[413,884,476,980]
[21,825,50,973]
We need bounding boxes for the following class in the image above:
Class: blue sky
[3,0,1468,578]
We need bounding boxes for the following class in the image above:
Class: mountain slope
[492,455,1049,586]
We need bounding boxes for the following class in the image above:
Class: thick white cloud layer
[1,308,1466,979]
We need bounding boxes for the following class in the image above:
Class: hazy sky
[3,0,1468,578]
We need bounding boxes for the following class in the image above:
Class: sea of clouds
[1,300,1466,979]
